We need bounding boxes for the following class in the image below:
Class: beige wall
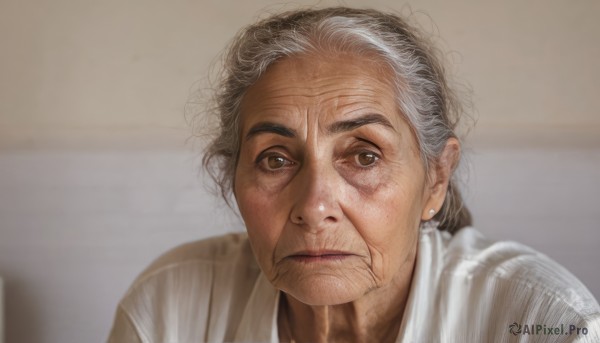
[1,1,599,342]
[2,0,599,149]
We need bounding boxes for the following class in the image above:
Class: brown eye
[356,152,379,166]
[255,149,295,173]
[267,155,287,169]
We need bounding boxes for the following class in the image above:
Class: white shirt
[107,227,600,342]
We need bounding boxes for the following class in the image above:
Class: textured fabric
[107,228,600,342]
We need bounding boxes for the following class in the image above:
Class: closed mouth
[287,250,354,262]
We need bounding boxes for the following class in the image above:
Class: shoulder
[443,227,598,312]
[134,232,258,282]
[110,233,262,342]
[437,227,600,340]
[124,232,260,300]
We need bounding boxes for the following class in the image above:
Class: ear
[421,138,460,221]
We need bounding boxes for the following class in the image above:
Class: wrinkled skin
[234,52,458,342]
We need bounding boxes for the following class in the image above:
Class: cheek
[346,176,423,279]
[235,180,287,271]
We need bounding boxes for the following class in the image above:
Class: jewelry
[428,208,436,218]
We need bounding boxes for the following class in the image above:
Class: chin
[281,276,368,306]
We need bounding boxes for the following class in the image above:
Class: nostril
[292,215,304,224]
[325,215,337,223]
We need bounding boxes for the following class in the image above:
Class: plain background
[1,0,599,342]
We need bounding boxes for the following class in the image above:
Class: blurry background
[1,0,599,342]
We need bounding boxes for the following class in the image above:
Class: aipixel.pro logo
[509,322,589,336]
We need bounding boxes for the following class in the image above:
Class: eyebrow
[245,122,297,141]
[327,113,395,134]
[244,113,395,141]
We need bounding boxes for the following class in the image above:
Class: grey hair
[200,7,471,234]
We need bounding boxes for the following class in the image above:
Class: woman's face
[234,53,438,306]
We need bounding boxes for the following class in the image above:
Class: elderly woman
[108,7,599,342]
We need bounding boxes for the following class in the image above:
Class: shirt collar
[234,271,280,342]
[396,227,447,342]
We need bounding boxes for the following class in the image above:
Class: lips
[287,250,354,262]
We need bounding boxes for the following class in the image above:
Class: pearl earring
[428,208,436,218]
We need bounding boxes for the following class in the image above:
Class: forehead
[239,53,405,129]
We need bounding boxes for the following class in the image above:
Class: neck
[278,252,416,343]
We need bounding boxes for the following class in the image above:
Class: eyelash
[348,149,381,169]
[254,138,381,174]
[255,149,296,174]
[254,149,381,176]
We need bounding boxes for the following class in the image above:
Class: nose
[289,162,343,230]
